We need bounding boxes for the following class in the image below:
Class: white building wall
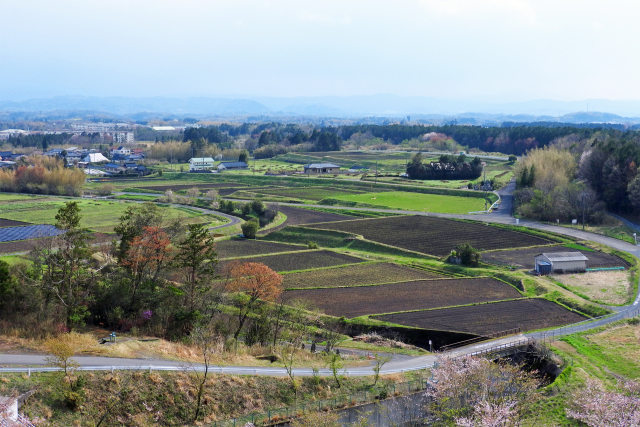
[189,161,214,171]
[552,260,587,273]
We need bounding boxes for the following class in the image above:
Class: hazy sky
[1,0,639,101]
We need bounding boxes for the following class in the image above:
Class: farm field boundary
[373,298,588,336]
[280,262,444,289]
[284,277,522,318]
[305,215,555,256]
[110,172,497,202]
[262,225,436,260]
[215,239,306,259]
[218,250,364,272]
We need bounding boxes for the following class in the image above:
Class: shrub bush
[241,219,259,239]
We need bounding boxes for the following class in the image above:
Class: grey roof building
[303,163,340,174]
[217,161,248,170]
[534,252,588,274]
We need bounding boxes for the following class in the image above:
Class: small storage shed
[217,161,248,171]
[534,252,588,274]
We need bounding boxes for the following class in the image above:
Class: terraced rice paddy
[0,198,214,233]
[0,218,31,227]
[328,191,487,214]
[308,215,554,256]
[281,262,442,289]
[375,298,586,335]
[216,239,304,259]
[284,277,521,317]
[138,183,245,192]
[277,205,351,226]
[250,185,370,201]
[219,250,363,272]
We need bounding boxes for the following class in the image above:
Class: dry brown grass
[552,270,631,305]
[0,331,366,368]
[591,323,640,362]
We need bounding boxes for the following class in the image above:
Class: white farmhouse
[110,145,132,157]
[189,157,215,172]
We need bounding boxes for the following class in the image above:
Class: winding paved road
[2,183,639,376]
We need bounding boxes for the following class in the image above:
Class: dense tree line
[7,133,73,149]
[134,126,181,142]
[183,126,230,145]
[0,202,293,344]
[577,134,640,214]
[251,126,341,154]
[515,133,640,221]
[514,146,605,223]
[0,156,85,196]
[218,199,277,227]
[407,153,483,180]
[338,124,604,155]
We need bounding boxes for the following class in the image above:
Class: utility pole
[375,160,378,186]
[582,191,586,231]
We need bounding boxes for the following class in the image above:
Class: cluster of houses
[0,150,23,168]
[43,146,149,176]
[0,146,149,177]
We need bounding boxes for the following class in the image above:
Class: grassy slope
[524,320,640,425]
[2,369,415,425]
[0,197,219,233]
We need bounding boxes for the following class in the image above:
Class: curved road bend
[2,190,640,376]
[110,193,242,231]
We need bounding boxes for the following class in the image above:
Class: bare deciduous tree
[190,323,223,422]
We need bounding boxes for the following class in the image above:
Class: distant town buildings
[0,129,29,140]
[83,153,109,164]
[110,146,132,157]
[112,132,134,144]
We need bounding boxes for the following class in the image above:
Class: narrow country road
[2,183,640,376]
[111,192,242,231]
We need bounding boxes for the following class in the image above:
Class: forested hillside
[514,132,640,222]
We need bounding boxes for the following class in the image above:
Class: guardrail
[534,305,640,343]
[463,338,532,358]
[439,327,521,352]
[468,191,501,214]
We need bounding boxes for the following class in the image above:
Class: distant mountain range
[2,95,640,124]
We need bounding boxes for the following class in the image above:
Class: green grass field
[0,193,58,202]
[326,190,488,213]
[0,197,221,233]
[0,254,30,265]
[113,194,160,202]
